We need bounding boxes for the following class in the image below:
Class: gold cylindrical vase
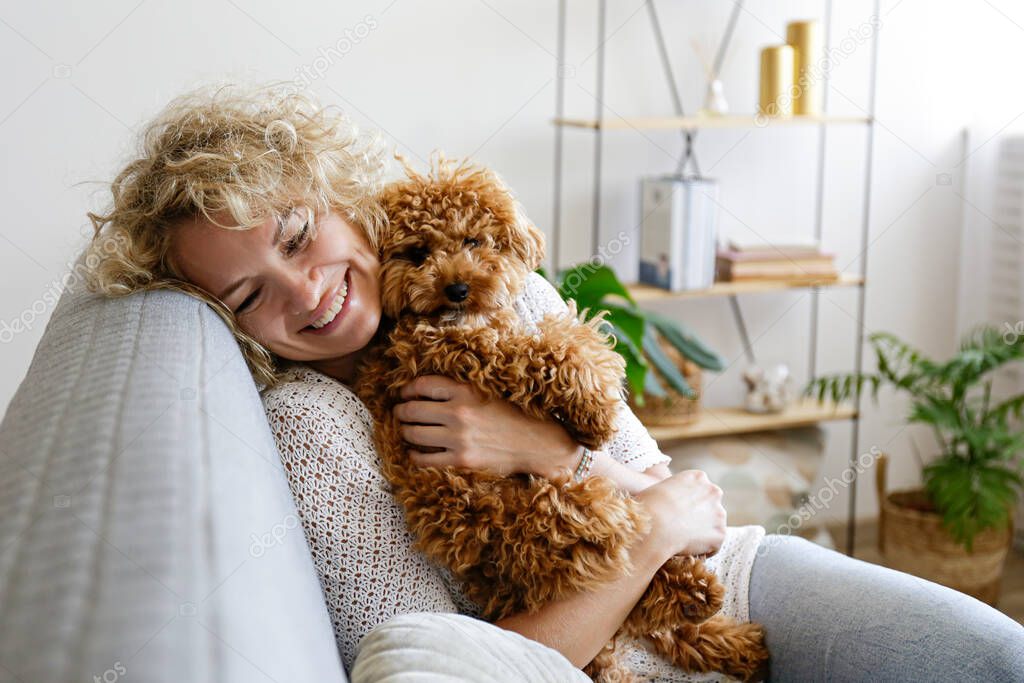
[786,20,822,116]
[758,45,794,118]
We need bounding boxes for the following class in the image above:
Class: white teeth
[311,279,348,329]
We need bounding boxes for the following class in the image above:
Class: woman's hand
[395,375,580,478]
[495,468,726,668]
[636,469,727,559]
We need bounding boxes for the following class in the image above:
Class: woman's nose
[286,272,323,318]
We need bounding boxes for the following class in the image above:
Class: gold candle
[786,20,821,116]
[758,45,794,117]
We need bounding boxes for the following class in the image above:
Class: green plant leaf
[556,264,635,312]
[645,310,726,371]
[987,394,1024,427]
[605,321,648,399]
[803,373,880,405]
[602,303,646,355]
[549,260,727,400]
[621,352,648,400]
[642,327,695,398]
[643,362,668,399]
[924,456,1022,550]
[937,325,1024,391]
[604,319,645,366]
[907,395,963,434]
[868,331,939,394]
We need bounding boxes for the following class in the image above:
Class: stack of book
[715,241,839,283]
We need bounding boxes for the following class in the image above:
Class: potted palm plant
[544,263,725,425]
[806,327,1024,603]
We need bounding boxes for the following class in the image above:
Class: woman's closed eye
[235,287,260,315]
[235,209,314,315]
[281,215,313,257]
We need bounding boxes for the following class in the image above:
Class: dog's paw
[716,620,770,682]
[680,571,725,622]
[647,616,769,682]
[625,556,725,633]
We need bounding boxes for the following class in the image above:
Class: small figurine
[743,363,793,413]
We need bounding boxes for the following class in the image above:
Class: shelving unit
[552,113,871,131]
[551,0,881,556]
[646,399,857,442]
[627,273,864,302]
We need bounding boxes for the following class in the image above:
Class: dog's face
[378,155,545,324]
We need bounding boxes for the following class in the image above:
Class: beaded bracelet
[572,446,594,483]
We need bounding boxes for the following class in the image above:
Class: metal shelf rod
[551,0,567,273]
[846,0,882,557]
[808,0,834,386]
[591,0,607,256]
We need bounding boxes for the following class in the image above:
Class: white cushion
[352,613,589,682]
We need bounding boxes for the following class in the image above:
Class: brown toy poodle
[354,151,768,681]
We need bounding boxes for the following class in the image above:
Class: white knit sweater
[260,272,765,681]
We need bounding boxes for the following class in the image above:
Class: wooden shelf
[626,273,864,302]
[646,399,857,443]
[552,114,871,131]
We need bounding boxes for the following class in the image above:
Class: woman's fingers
[394,399,453,426]
[400,424,453,449]
[399,375,464,401]
[408,449,456,467]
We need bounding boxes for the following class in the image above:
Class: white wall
[3,0,1023,528]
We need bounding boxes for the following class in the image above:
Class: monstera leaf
[542,264,724,406]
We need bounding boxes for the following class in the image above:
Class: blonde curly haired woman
[83,83,1024,682]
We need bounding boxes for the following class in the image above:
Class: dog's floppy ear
[506,209,546,271]
[469,164,546,271]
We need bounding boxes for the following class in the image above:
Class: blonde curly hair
[83,82,391,390]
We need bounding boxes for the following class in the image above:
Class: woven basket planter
[627,338,702,427]
[875,453,1013,605]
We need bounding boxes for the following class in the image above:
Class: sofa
[0,252,587,682]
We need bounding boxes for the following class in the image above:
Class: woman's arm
[495,517,667,667]
[395,376,669,494]
[395,272,676,493]
[578,449,669,494]
[497,469,726,667]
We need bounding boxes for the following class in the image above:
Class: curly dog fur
[354,151,769,681]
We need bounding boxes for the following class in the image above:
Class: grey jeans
[749,534,1024,682]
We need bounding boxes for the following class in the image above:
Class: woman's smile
[303,269,352,335]
[168,205,382,375]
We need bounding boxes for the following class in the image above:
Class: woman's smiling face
[169,205,381,369]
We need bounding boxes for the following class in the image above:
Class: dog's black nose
[444,282,469,302]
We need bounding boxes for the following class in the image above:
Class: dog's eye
[403,245,429,265]
[463,237,480,248]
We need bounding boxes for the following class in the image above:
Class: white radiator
[957,127,1024,550]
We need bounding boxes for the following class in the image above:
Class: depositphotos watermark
[1003,321,1024,345]
[0,232,130,344]
[288,15,379,92]
[756,446,882,556]
[93,661,126,683]
[249,513,300,558]
[558,230,631,299]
